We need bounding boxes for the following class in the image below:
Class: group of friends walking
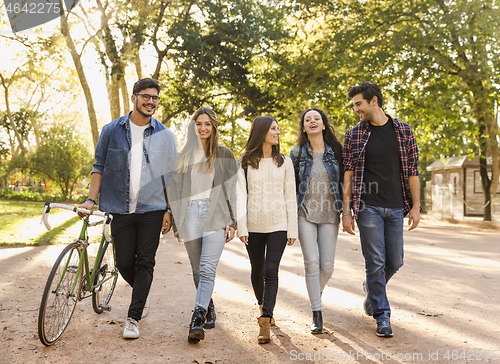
[79,78,421,344]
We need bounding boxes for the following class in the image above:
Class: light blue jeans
[356,205,404,323]
[298,216,339,311]
[183,199,226,311]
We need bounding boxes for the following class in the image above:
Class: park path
[0,218,499,364]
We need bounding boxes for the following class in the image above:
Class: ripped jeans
[298,216,339,311]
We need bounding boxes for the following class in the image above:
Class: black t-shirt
[361,119,404,208]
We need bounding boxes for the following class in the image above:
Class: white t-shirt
[129,122,150,213]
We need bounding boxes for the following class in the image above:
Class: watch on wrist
[165,207,172,214]
[86,198,96,205]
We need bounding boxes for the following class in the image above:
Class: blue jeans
[356,205,404,322]
[183,200,226,310]
[298,216,339,311]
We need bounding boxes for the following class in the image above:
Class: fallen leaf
[417,311,440,317]
[174,261,182,264]
[194,358,217,364]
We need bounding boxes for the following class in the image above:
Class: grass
[33,216,81,246]
[0,200,47,233]
[0,199,81,247]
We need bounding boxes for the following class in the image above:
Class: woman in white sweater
[237,116,298,344]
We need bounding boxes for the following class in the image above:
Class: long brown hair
[240,116,284,169]
[177,106,220,173]
[297,108,343,177]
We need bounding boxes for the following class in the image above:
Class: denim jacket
[289,142,343,214]
[91,113,177,214]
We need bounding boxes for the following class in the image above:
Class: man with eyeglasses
[79,78,177,339]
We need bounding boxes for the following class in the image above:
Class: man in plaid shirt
[342,82,421,338]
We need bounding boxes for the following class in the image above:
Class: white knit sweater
[236,156,298,239]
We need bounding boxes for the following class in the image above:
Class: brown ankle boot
[257,317,271,344]
[259,305,276,326]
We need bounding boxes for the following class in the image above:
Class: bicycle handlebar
[40,202,113,242]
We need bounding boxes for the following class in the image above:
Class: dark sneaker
[376,321,393,337]
[362,281,373,316]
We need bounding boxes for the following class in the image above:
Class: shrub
[0,189,87,203]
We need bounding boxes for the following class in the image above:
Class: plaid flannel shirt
[343,114,419,219]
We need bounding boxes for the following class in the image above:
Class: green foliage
[158,0,293,153]
[29,125,93,197]
[0,108,38,140]
[282,0,498,169]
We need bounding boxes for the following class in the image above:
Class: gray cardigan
[170,145,237,240]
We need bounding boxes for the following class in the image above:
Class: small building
[426,156,500,220]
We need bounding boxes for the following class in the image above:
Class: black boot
[188,307,206,343]
[203,299,216,329]
[311,311,323,334]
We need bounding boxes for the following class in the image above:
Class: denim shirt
[91,113,177,214]
[290,142,343,214]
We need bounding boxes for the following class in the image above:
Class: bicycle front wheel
[38,241,83,346]
[92,240,118,314]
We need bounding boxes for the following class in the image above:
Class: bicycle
[37,201,118,346]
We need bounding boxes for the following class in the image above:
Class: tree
[297,0,500,220]
[0,108,39,159]
[156,0,292,151]
[0,32,77,159]
[30,125,93,197]
[59,0,100,148]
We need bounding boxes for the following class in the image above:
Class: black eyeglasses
[134,94,159,102]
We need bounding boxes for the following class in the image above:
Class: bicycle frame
[41,202,114,298]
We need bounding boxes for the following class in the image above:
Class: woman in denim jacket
[289,108,343,334]
[170,107,238,343]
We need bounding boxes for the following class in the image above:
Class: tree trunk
[469,83,498,221]
[134,52,143,80]
[107,73,121,120]
[0,73,25,157]
[489,104,500,209]
[120,76,130,114]
[59,3,100,148]
[479,124,492,221]
[230,103,236,149]
[96,0,128,120]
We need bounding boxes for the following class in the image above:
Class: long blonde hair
[177,107,220,173]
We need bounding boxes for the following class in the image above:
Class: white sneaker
[141,297,150,319]
[123,318,139,339]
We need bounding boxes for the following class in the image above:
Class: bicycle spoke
[38,242,82,345]
[92,240,118,314]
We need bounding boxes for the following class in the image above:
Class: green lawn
[0,199,47,233]
[0,199,81,246]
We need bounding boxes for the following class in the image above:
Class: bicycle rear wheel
[92,240,118,314]
[38,241,83,346]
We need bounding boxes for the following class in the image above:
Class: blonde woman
[171,107,237,343]
[237,116,297,344]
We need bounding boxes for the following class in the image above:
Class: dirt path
[1,218,499,364]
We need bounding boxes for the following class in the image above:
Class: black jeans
[245,231,287,318]
[111,210,164,321]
